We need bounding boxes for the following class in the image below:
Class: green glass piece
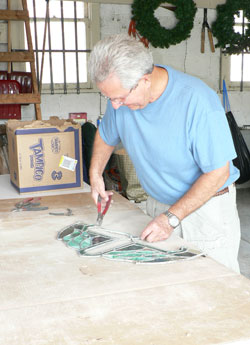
[105,250,167,260]
[106,254,154,261]
[67,234,91,249]
[79,238,93,249]
[108,250,162,256]
[63,230,81,242]
[104,247,190,262]
[61,224,95,243]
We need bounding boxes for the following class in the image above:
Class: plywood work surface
[1,192,250,345]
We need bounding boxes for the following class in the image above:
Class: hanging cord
[223,79,231,113]
[39,0,49,92]
[128,20,149,48]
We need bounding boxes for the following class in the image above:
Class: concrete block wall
[21,93,101,126]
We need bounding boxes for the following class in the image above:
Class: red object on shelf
[0,80,21,120]
[69,112,87,120]
[8,72,32,93]
[0,70,32,93]
[69,112,87,125]
[0,71,8,80]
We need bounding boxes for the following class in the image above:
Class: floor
[237,187,250,279]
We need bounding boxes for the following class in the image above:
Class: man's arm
[89,129,115,203]
[141,162,230,242]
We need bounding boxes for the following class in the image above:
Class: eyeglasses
[103,83,138,105]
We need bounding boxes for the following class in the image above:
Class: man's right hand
[90,173,113,205]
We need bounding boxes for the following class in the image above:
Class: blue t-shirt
[99,65,239,204]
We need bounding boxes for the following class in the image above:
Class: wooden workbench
[0,191,250,345]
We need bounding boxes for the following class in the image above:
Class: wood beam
[65,0,227,9]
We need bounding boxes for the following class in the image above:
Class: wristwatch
[163,210,180,229]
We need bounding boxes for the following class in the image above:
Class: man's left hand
[140,214,174,242]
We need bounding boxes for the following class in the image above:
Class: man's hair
[89,34,154,89]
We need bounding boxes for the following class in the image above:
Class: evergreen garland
[131,0,197,49]
[212,0,250,55]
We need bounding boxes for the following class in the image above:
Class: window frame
[220,10,250,92]
[26,0,100,94]
[221,53,250,91]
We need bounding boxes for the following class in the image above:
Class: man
[88,34,241,273]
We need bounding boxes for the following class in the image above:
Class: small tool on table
[201,8,215,53]
[49,208,73,216]
[12,197,49,212]
[96,194,112,226]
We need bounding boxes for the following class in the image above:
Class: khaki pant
[146,184,241,273]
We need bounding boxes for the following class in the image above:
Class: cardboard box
[7,117,83,193]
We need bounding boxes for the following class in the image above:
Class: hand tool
[14,197,41,209]
[12,197,48,212]
[21,206,49,211]
[96,194,112,226]
[49,208,73,216]
[201,8,215,53]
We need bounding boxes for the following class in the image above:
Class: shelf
[0,0,41,120]
[0,94,40,105]
[0,10,29,21]
[0,52,34,63]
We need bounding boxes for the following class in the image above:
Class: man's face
[97,74,151,110]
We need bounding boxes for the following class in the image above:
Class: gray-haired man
[88,34,241,273]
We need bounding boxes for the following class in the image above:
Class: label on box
[59,155,77,171]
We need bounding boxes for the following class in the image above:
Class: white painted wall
[22,93,101,125]
[1,4,250,128]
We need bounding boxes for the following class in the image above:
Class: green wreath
[131,0,197,49]
[212,0,250,55]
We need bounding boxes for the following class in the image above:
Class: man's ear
[142,73,152,89]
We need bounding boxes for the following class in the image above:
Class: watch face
[169,215,180,228]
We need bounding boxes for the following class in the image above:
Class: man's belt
[214,186,229,197]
